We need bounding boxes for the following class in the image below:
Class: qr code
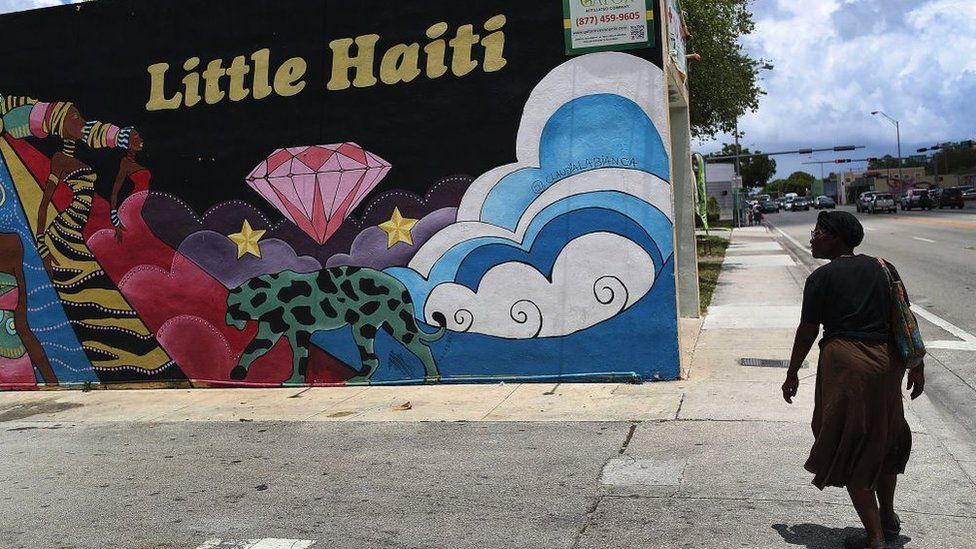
[630,25,646,41]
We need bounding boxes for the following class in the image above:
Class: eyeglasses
[811,229,825,239]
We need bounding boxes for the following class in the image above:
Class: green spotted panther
[225,267,445,384]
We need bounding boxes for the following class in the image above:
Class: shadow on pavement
[772,523,912,548]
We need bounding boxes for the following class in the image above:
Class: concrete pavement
[2,226,975,548]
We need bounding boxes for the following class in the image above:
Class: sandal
[882,512,901,541]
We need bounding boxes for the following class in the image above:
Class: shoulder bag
[877,258,926,369]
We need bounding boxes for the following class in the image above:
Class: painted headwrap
[115,126,133,150]
[82,120,123,149]
[44,101,74,138]
[0,95,40,138]
[816,210,864,248]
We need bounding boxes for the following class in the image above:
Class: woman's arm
[110,159,131,215]
[782,322,819,403]
[36,169,59,241]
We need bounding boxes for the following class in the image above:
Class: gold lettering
[274,57,307,96]
[202,59,227,104]
[449,25,480,77]
[251,48,273,100]
[327,35,380,90]
[481,15,507,72]
[181,57,202,107]
[226,55,251,102]
[379,43,421,85]
[424,22,449,79]
[145,63,182,111]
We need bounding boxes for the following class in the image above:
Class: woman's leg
[877,473,898,523]
[848,486,884,544]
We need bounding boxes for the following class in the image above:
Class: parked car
[938,187,966,209]
[869,193,896,214]
[901,188,933,211]
[760,199,780,213]
[776,197,787,210]
[856,191,877,213]
[813,196,836,209]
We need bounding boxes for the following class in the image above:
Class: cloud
[326,207,457,270]
[142,175,472,267]
[699,0,976,178]
[387,54,675,339]
[0,0,70,13]
[425,233,655,338]
[177,231,322,290]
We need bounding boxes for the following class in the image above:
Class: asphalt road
[764,204,976,451]
[764,204,976,338]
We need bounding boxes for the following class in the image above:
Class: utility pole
[872,111,903,182]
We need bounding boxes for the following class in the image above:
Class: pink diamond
[245,143,391,245]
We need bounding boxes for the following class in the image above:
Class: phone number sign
[563,0,654,55]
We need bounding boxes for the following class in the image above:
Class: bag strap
[876,257,895,288]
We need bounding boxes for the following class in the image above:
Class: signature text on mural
[145,15,508,111]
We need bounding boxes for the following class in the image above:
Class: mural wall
[0,0,678,388]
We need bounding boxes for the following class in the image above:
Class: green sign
[563,0,655,55]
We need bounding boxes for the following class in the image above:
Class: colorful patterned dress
[36,166,173,373]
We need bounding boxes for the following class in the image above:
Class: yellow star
[378,207,418,248]
[227,219,266,259]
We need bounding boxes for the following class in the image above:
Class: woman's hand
[907,364,925,400]
[782,372,799,403]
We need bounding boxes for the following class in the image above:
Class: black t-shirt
[800,255,907,342]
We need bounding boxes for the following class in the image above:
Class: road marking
[927,340,976,352]
[769,224,976,351]
[863,226,877,232]
[904,217,976,229]
[196,540,316,549]
[770,225,811,256]
[913,306,976,345]
[912,237,936,243]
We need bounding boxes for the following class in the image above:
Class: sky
[698,0,976,179]
[1,0,974,180]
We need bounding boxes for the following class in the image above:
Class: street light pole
[872,111,903,182]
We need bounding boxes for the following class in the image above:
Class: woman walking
[782,211,925,549]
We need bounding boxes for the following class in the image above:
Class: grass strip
[697,234,729,313]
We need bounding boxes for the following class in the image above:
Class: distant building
[704,161,736,220]
[838,166,927,204]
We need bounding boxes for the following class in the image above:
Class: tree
[683,0,770,139]
[766,178,786,196]
[785,171,816,195]
[868,154,926,171]
[712,143,776,188]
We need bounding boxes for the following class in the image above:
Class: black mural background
[0,0,663,217]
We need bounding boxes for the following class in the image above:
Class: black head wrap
[816,210,863,248]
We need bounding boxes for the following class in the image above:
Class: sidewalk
[2,226,975,548]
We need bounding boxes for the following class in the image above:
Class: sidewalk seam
[478,384,521,420]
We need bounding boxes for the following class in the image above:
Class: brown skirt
[805,337,912,490]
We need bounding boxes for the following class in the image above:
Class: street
[764,205,976,460]
[3,223,975,549]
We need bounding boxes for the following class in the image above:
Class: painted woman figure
[0,233,58,386]
[101,124,149,241]
[10,101,175,375]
